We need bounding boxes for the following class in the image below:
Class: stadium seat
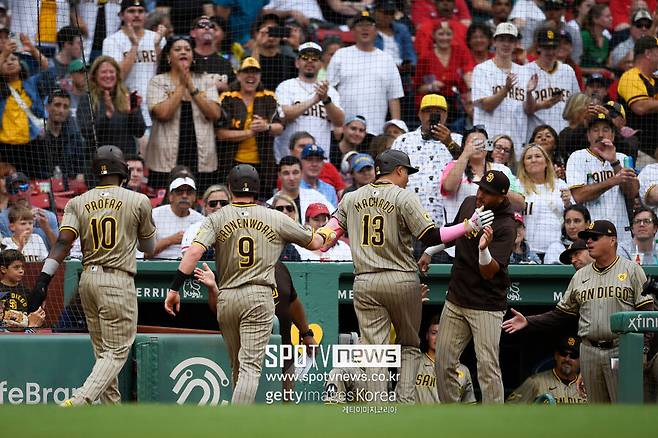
[30,193,51,210]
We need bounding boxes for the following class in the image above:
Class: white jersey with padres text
[523,179,569,254]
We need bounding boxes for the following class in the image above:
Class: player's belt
[584,339,616,349]
[84,265,135,277]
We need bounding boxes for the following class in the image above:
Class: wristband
[41,258,60,276]
[322,96,332,105]
[424,244,446,256]
[169,269,192,292]
[479,247,493,265]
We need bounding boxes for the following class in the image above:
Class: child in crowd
[0,249,46,330]
[1,206,48,262]
[509,212,541,264]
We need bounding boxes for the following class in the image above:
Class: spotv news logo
[169,357,230,405]
[265,345,401,368]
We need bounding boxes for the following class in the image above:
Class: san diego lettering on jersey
[215,218,277,243]
[574,285,635,303]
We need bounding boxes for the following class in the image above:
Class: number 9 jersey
[59,185,156,276]
[334,181,435,274]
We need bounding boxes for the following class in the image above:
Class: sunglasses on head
[207,199,230,208]
[275,205,295,213]
[558,349,579,359]
[8,183,30,195]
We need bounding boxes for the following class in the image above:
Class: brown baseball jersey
[507,369,586,404]
[192,203,314,290]
[334,181,435,274]
[60,185,156,274]
[557,256,652,341]
[415,353,475,404]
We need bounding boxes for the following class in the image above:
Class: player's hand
[27,307,46,328]
[193,262,217,289]
[478,225,493,250]
[418,252,431,275]
[467,207,494,234]
[164,291,180,316]
[420,283,430,303]
[576,373,587,399]
[501,308,528,333]
[251,115,269,133]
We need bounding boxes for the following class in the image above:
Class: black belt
[585,339,615,349]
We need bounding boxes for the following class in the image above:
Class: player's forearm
[478,258,499,280]
[289,299,310,334]
[526,308,577,333]
[42,225,58,248]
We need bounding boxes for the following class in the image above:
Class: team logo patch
[567,337,576,346]
[588,222,595,230]
[100,164,108,175]
[243,182,249,191]
[239,210,249,217]
[618,272,628,282]
[547,30,554,39]
[423,212,431,221]
[486,172,494,183]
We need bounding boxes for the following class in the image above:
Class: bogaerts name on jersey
[353,197,395,214]
[84,198,124,213]
[216,218,277,243]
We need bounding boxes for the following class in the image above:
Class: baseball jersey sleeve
[618,69,650,105]
[566,153,587,189]
[192,216,217,251]
[334,195,348,231]
[147,74,168,110]
[137,195,157,240]
[471,63,490,105]
[275,81,294,106]
[101,33,123,61]
[385,57,405,100]
[326,50,342,89]
[507,376,539,403]
[278,215,315,247]
[556,275,581,315]
[399,190,435,239]
[630,263,652,308]
[59,199,80,238]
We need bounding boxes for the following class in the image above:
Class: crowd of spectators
[0,0,655,268]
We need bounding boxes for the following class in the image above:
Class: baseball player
[503,220,654,403]
[559,238,594,271]
[323,149,494,403]
[164,164,332,404]
[31,145,157,406]
[416,315,475,404]
[507,336,587,404]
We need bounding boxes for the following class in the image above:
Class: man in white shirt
[151,177,204,259]
[327,10,403,135]
[523,28,580,139]
[102,0,166,127]
[566,113,638,254]
[267,156,334,222]
[472,22,528,157]
[262,0,325,27]
[392,94,459,230]
[275,42,344,162]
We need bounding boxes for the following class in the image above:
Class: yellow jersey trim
[416,224,435,240]
[192,241,208,251]
[592,256,619,274]
[59,226,79,238]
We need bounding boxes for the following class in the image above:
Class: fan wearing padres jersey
[566,113,638,255]
[325,149,494,403]
[507,336,587,404]
[503,220,654,403]
[31,145,156,406]
[416,315,475,404]
[164,164,331,404]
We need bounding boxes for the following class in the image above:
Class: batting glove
[467,207,494,233]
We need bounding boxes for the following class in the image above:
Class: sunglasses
[558,349,579,359]
[207,199,230,208]
[634,21,652,29]
[587,235,601,242]
[275,205,295,213]
[195,21,216,30]
[299,54,320,62]
[8,183,30,195]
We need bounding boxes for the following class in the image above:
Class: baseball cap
[238,56,261,72]
[632,8,653,24]
[375,149,419,176]
[542,0,565,10]
[351,153,375,172]
[586,72,609,87]
[5,172,29,187]
[383,119,409,133]
[0,2,7,11]
[351,10,376,26]
[420,94,448,111]
[475,170,510,196]
[559,238,588,264]
[604,101,626,121]
[301,144,326,159]
[169,177,196,192]
[556,335,581,355]
[536,29,559,47]
[493,22,519,39]
[578,220,617,239]
[305,203,330,220]
[344,114,367,128]
[513,212,524,226]
[587,112,615,130]
[634,36,658,56]
[120,0,146,12]
[67,58,86,74]
[298,42,323,55]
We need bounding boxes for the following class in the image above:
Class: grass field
[1,404,657,438]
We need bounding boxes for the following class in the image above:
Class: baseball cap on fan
[305,203,331,220]
[298,42,322,55]
[419,94,448,111]
[536,29,559,47]
[121,0,146,12]
[169,177,196,192]
[493,22,519,39]
[632,8,653,24]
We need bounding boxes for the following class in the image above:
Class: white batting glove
[467,207,494,233]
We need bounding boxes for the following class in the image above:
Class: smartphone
[129,91,139,112]
[485,139,495,152]
[268,26,291,38]
[429,112,441,127]
[8,32,24,53]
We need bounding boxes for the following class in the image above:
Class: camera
[485,139,495,152]
[268,26,291,38]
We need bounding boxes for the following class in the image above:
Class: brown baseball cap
[476,170,510,196]
[559,238,588,265]
[578,220,617,239]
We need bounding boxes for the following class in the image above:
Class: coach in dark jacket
[434,169,516,404]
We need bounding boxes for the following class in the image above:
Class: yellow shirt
[234,103,260,164]
[38,0,58,43]
[0,80,31,145]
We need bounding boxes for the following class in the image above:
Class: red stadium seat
[30,193,51,209]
